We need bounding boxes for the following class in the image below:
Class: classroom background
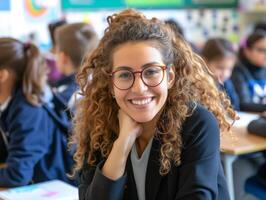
[0,0,265,51]
[0,0,266,200]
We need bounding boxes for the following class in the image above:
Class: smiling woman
[70,9,237,200]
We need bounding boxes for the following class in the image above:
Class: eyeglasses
[110,63,168,90]
[253,47,266,54]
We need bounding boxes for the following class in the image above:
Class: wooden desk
[220,112,266,200]
[221,126,266,155]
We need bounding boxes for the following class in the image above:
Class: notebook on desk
[0,180,78,200]
[234,112,260,127]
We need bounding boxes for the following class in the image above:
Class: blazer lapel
[145,138,163,200]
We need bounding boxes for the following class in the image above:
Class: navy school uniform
[219,79,240,110]
[231,57,266,112]
[0,87,76,187]
[55,73,78,106]
[79,104,230,200]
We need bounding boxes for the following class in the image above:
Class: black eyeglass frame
[252,47,266,54]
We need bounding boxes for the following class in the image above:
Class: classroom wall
[0,0,61,50]
[0,0,265,52]
[65,8,240,48]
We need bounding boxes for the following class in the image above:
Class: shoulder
[224,79,236,92]
[224,79,233,87]
[182,104,220,146]
[11,91,42,113]
[184,104,218,128]
[232,61,250,77]
[5,89,45,125]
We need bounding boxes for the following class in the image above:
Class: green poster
[126,0,184,8]
[188,0,237,8]
[61,0,237,10]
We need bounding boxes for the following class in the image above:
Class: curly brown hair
[71,9,237,176]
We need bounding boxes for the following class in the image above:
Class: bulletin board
[61,0,237,10]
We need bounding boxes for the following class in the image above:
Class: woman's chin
[131,115,155,123]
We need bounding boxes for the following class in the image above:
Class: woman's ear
[167,65,175,89]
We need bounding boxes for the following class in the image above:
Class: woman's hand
[117,109,143,150]
[102,109,142,180]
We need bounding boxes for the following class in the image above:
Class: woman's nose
[131,74,148,93]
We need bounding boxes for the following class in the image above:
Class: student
[231,30,266,112]
[54,23,98,106]
[72,9,237,200]
[0,38,75,187]
[202,38,240,110]
[46,19,67,86]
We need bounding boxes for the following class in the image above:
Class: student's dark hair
[71,9,237,176]
[254,21,266,32]
[55,23,98,68]
[48,19,67,47]
[202,37,235,62]
[239,30,266,58]
[0,37,46,106]
[165,19,184,37]
[246,30,266,48]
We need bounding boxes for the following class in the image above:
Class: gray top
[130,138,153,200]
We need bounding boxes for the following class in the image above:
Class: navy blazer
[0,87,75,187]
[55,73,78,106]
[79,105,230,200]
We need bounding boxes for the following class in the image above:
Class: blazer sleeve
[175,106,228,200]
[79,160,127,200]
[0,103,49,187]
[223,79,240,111]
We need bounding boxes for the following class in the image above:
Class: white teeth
[131,98,152,105]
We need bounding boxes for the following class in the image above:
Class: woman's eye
[144,67,160,77]
[117,71,132,79]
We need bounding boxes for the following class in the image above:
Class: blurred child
[202,37,239,110]
[0,38,75,187]
[46,19,67,86]
[54,23,98,106]
[231,30,266,112]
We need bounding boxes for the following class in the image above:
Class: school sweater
[231,56,266,112]
[55,73,78,106]
[79,104,230,200]
[0,87,75,187]
[219,79,240,110]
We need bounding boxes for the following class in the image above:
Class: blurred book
[0,180,78,200]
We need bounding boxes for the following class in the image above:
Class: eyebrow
[113,61,164,71]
